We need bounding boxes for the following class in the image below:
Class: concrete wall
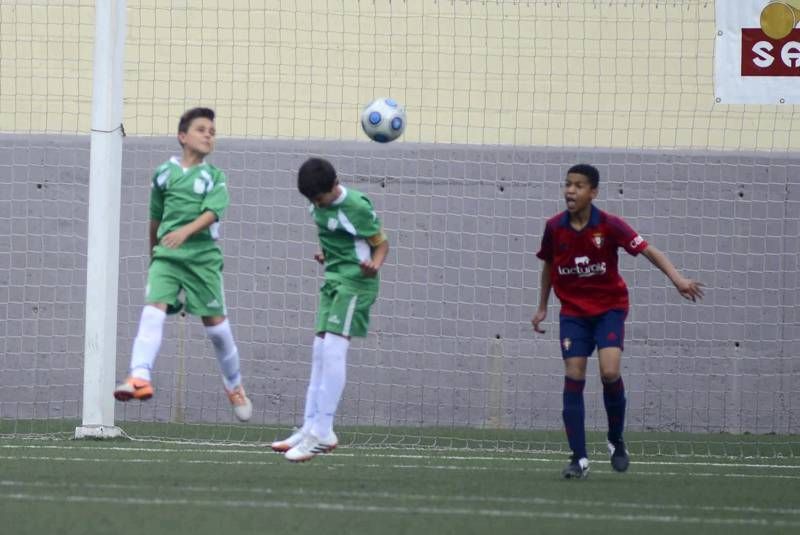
[1,134,797,434]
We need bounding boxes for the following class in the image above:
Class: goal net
[1,0,798,456]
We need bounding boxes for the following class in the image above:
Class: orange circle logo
[761,1,800,39]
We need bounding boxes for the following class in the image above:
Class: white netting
[0,1,797,454]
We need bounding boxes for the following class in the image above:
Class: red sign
[741,28,800,76]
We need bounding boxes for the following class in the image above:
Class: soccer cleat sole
[287,455,314,463]
[113,384,154,401]
[285,443,337,462]
[113,390,153,401]
[270,442,331,454]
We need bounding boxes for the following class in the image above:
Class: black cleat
[608,440,630,472]
[561,455,590,479]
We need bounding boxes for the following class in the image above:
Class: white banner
[715,0,800,104]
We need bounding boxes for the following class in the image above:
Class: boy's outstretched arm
[641,245,704,302]
[532,261,552,333]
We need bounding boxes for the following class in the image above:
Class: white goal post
[74,0,127,439]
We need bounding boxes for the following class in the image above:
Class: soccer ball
[360,97,406,143]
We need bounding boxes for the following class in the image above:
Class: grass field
[2,427,799,535]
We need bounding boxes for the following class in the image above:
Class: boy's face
[178,117,216,156]
[563,172,597,213]
[310,183,340,207]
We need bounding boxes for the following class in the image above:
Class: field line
[2,491,798,528]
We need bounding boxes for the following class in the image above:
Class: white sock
[129,305,167,382]
[311,333,349,439]
[205,319,242,390]
[300,336,325,433]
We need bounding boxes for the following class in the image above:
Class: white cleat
[284,431,338,463]
[226,385,253,422]
[271,429,306,452]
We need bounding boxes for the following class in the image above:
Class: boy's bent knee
[601,372,622,383]
[563,356,588,380]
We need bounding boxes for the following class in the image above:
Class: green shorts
[315,279,378,338]
[146,245,227,317]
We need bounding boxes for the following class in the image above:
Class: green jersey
[149,157,229,251]
[311,186,384,290]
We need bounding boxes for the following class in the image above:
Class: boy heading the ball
[532,163,703,479]
[272,157,389,462]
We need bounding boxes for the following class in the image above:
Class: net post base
[74,425,125,439]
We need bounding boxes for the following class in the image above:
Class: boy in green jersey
[113,107,252,422]
[273,157,389,462]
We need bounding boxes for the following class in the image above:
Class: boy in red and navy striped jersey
[532,164,704,479]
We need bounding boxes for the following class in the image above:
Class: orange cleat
[113,377,154,401]
[226,384,253,422]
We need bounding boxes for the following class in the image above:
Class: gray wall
[1,134,798,434]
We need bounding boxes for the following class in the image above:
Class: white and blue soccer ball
[360,97,406,143]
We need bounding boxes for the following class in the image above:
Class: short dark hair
[567,163,600,189]
[178,107,215,134]
[298,158,338,200]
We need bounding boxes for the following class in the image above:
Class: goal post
[74,0,127,440]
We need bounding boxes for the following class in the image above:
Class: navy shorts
[559,309,627,359]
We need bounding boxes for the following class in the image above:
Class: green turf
[4,419,799,457]
[1,433,799,535]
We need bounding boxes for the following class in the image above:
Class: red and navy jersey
[536,205,648,317]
